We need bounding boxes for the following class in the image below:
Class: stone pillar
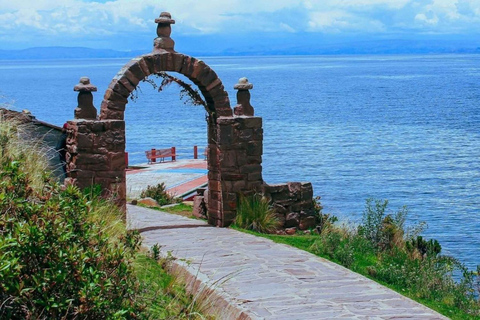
[233,77,254,116]
[64,119,126,211]
[212,79,264,226]
[153,12,175,53]
[74,77,97,120]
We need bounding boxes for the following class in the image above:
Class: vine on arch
[132,72,207,108]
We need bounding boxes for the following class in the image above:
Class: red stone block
[180,56,196,77]
[222,210,237,226]
[218,124,233,146]
[191,59,206,79]
[136,57,152,78]
[220,150,237,168]
[206,78,222,92]
[209,190,221,201]
[141,54,156,74]
[247,156,262,165]
[208,170,220,180]
[213,97,233,117]
[221,172,245,181]
[243,117,262,128]
[240,164,262,174]
[247,141,263,156]
[103,120,125,131]
[109,152,126,170]
[222,192,237,202]
[199,67,218,88]
[248,172,263,182]
[160,52,175,71]
[104,88,128,104]
[172,53,185,72]
[76,133,93,149]
[209,199,220,211]
[75,153,108,165]
[123,69,142,87]
[209,180,222,192]
[126,61,146,82]
[100,108,124,120]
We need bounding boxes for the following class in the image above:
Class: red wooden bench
[145,147,176,164]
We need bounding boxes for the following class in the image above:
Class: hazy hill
[0,37,478,60]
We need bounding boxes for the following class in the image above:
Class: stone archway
[99,51,237,227]
[66,12,316,229]
[66,12,265,227]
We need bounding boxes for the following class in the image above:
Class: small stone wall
[263,182,316,230]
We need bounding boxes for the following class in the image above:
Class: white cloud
[415,13,440,25]
[1,0,480,49]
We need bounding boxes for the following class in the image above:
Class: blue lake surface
[0,54,479,269]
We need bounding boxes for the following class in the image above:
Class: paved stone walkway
[128,205,448,320]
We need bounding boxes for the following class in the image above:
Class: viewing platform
[126,159,207,200]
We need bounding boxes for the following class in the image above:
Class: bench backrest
[145,148,175,158]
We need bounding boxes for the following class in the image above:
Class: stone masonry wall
[214,115,264,226]
[263,182,316,230]
[65,119,126,210]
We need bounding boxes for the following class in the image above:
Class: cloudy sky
[1,0,479,51]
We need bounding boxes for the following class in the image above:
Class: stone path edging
[127,205,448,320]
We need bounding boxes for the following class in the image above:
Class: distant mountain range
[0,47,146,60]
[1,37,479,60]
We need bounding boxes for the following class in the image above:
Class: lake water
[0,54,479,269]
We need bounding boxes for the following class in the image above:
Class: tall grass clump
[234,194,280,233]
[0,119,50,189]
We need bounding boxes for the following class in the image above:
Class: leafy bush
[140,182,181,206]
[234,194,280,233]
[0,159,143,319]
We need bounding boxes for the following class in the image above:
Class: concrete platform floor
[126,159,207,199]
[127,205,448,320]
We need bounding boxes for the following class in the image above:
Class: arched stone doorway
[65,12,264,227]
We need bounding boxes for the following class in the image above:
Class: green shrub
[406,236,442,258]
[140,182,181,206]
[359,198,424,251]
[234,194,280,233]
[0,159,143,319]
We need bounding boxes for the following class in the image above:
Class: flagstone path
[127,205,448,320]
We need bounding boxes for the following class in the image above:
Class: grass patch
[134,253,212,319]
[137,202,198,220]
[161,203,195,218]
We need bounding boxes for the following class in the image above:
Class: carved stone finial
[74,77,97,120]
[234,77,254,116]
[153,12,176,52]
[74,77,97,92]
[234,77,253,90]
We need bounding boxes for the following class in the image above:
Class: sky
[1,0,480,52]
